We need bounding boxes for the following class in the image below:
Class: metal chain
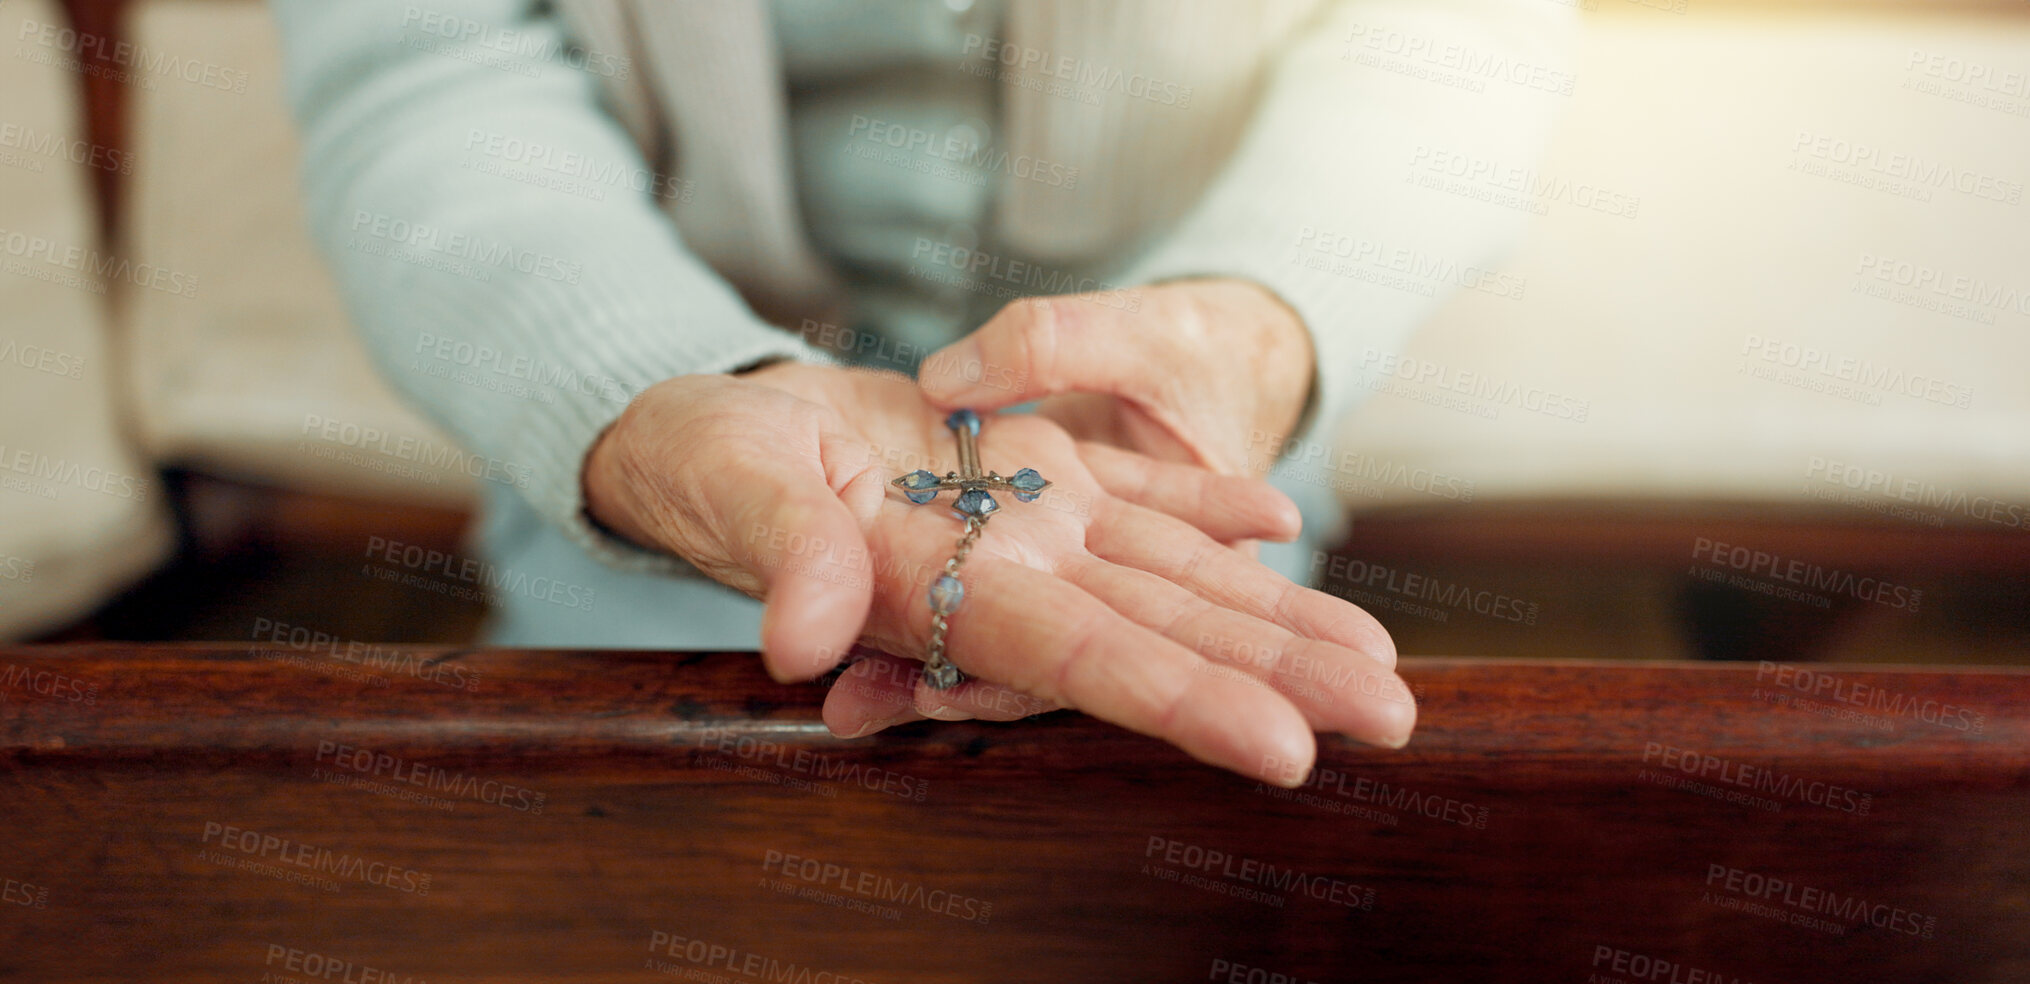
[923,515,986,686]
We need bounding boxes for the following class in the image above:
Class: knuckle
[1013,296,1066,383]
[1046,606,1112,700]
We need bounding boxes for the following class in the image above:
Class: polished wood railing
[3,645,2025,981]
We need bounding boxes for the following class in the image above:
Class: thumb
[917,296,1156,411]
[712,459,874,683]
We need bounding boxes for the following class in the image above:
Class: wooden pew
[3,645,2025,982]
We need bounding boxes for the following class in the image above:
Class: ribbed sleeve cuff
[376,226,835,576]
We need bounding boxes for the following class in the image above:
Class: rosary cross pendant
[888,408,1050,689]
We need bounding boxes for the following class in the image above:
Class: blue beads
[898,469,941,504]
[953,487,999,519]
[929,574,964,615]
[1009,467,1047,502]
[945,408,981,436]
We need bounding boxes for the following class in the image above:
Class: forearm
[273,0,822,569]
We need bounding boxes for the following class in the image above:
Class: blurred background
[3,0,2026,665]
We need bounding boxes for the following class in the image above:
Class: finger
[708,445,876,683]
[919,299,1248,477]
[1064,556,1415,748]
[913,672,1068,723]
[1085,498,1399,670]
[823,652,1065,742]
[1076,441,1300,543]
[917,296,1158,411]
[823,653,926,738]
[934,558,1317,785]
[821,651,1059,737]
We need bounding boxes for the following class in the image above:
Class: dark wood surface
[1343,502,2030,573]
[3,645,2026,982]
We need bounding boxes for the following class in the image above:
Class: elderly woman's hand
[583,361,1410,785]
[914,279,1317,481]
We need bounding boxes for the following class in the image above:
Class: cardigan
[273,0,1574,571]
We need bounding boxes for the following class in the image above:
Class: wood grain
[3,645,2026,982]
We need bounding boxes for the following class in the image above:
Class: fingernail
[1272,498,1303,540]
[842,713,906,739]
[922,703,972,721]
[1266,762,1311,789]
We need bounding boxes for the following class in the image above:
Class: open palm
[584,362,1413,784]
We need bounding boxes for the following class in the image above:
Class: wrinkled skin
[585,359,1412,786]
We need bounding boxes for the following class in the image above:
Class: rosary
[889,408,1049,689]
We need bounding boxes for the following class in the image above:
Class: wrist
[1197,277,1317,453]
[581,397,659,553]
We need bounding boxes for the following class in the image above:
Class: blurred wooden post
[53,0,131,239]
